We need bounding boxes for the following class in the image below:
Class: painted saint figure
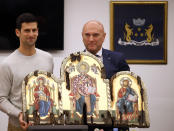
[70,74,99,116]
[76,80,96,115]
[117,77,138,120]
[34,77,53,117]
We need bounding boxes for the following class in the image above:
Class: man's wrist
[18,112,22,118]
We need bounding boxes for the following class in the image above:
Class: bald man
[82,20,130,131]
[82,20,130,79]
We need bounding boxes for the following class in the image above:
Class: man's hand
[18,112,32,130]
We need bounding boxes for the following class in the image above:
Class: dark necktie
[95,54,100,58]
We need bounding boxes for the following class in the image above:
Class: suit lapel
[102,48,111,66]
[102,48,112,79]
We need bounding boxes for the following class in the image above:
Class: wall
[0,0,174,131]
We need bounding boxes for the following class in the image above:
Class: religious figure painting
[34,77,53,117]
[70,73,99,116]
[60,52,112,125]
[21,54,151,129]
[111,71,150,128]
[22,70,61,125]
[116,77,138,121]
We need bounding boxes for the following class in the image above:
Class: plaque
[22,70,62,125]
[60,52,112,125]
[110,71,150,128]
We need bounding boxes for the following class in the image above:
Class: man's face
[16,22,38,47]
[82,22,106,55]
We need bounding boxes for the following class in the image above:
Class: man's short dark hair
[16,13,38,30]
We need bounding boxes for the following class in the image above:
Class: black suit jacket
[102,48,130,79]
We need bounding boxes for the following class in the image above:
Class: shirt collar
[85,47,102,57]
[85,48,103,62]
[96,48,102,57]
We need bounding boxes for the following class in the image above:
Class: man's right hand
[18,112,32,130]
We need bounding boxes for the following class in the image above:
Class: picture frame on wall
[110,1,168,64]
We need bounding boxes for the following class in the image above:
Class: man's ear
[15,29,20,37]
[103,32,106,38]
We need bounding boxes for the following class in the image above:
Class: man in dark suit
[82,20,130,131]
[82,20,129,79]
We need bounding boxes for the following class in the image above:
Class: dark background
[0,0,64,50]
